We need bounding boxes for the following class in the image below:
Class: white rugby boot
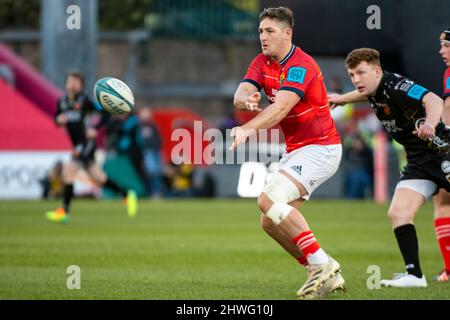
[297,256,341,298]
[380,273,427,288]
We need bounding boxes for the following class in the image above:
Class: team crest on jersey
[279,73,285,86]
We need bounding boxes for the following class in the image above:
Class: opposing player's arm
[422,92,443,127]
[328,90,368,108]
[413,92,444,139]
[233,82,262,111]
[443,97,450,125]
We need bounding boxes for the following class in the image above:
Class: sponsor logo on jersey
[441,161,450,174]
[267,88,278,102]
[395,79,414,92]
[407,84,428,100]
[286,67,306,84]
[381,119,403,133]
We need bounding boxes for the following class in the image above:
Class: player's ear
[374,64,382,75]
[285,27,292,39]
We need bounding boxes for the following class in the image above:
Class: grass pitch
[0,199,449,300]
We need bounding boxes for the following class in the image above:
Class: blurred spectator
[164,161,195,197]
[329,75,344,94]
[139,108,164,197]
[192,168,216,197]
[343,133,373,199]
[106,112,150,193]
[40,160,64,199]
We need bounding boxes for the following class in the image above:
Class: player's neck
[272,43,293,63]
[367,74,384,97]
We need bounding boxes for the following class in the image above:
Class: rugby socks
[103,178,127,198]
[296,255,309,267]
[394,224,423,278]
[434,217,450,272]
[62,184,73,213]
[292,230,329,265]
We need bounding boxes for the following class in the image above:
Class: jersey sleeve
[279,62,316,98]
[388,77,429,108]
[443,68,450,99]
[241,55,264,91]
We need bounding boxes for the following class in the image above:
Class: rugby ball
[93,77,134,115]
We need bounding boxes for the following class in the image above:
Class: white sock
[307,248,329,265]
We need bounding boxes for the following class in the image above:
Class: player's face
[347,62,382,96]
[258,18,291,59]
[439,41,450,67]
[65,76,83,96]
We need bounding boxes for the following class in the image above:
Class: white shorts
[279,144,342,200]
[395,179,437,200]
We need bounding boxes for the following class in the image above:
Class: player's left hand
[229,126,252,150]
[86,128,98,139]
[413,122,435,140]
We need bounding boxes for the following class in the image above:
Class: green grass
[0,199,449,300]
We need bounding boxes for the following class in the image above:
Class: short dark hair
[65,69,85,86]
[345,48,381,69]
[259,7,294,29]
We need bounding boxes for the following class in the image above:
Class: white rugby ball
[93,77,134,115]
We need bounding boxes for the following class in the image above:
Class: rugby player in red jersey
[434,27,450,282]
[230,7,344,299]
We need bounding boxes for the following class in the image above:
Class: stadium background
[1,0,450,300]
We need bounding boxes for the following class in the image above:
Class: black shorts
[73,141,96,168]
[399,153,450,192]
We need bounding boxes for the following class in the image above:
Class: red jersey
[242,45,340,153]
[443,67,450,99]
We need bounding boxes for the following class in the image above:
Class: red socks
[435,217,450,272]
[292,230,320,259]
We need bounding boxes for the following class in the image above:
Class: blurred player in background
[231,7,344,299]
[435,27,450,281]
[329,48,450,287]
[45,70,138,223]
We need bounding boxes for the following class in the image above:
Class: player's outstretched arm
[415,92,444,139]
[328,90,368,108]
[229,90,298,150]
[443,96,450,126]
[233,82,262,112]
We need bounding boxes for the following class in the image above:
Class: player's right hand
[244,92,262,112]
[328,94,346,109]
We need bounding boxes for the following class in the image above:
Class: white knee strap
[263,172,300,224]
[263,172,300,203]
[266,203,294,225]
